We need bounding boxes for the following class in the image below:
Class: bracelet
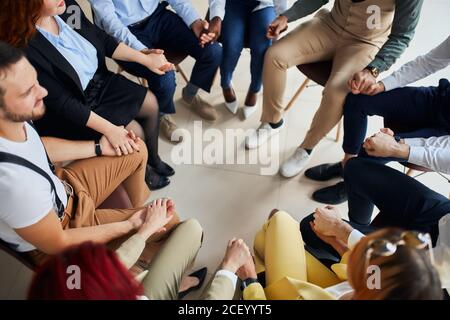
[240,278,258,291]
[94,139,102,156]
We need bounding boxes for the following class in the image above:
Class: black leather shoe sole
[312,181,348,205]
[305,162,343,181]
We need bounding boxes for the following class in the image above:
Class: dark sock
[269,119,284,129]
[305,149,313,155]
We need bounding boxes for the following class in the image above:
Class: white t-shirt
[0,123,67,252]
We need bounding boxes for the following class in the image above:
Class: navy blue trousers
[343,79,450,157]
[300,158,450,267]
[118,2,222,114]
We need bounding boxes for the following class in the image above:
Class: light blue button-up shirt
[209,0,288,21]
[37,16,98,90]
[90,0,200,51]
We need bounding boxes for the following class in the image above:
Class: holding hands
[136,198,176,240]
[348,69,378,95]
[191,19,217,48]
[363,128,410,159]
[141,48,174,75]
[103,125,141,156]
[267,15,288,39]
[221,238,252,274]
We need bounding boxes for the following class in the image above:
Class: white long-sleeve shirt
[381,36,450,91]
[405,136,450,175]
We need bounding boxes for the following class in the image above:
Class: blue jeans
[220,0,276,93]
[119,2,222,114]
[343,79,450,157]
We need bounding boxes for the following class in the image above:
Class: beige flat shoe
[160,114,183,144]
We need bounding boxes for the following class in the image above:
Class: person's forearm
[41,137,96,163]
[112,42,147,65]
[86,111,115,135]
[392,142,411,160]
[335,221,354,244]
[62,221,134,251]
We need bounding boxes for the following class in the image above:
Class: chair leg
[335,120,342,142]
[175,64,189,83]
[285,78,310,112]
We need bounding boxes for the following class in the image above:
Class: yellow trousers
[251,211,342,299]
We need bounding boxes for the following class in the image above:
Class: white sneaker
[280,147,311,178]
[245,122,284,150]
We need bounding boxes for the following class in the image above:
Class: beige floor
[1,0,450,299]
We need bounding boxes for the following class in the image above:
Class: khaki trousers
[29,140,178,265]
[141,219,203,300]
[261,13,382,149]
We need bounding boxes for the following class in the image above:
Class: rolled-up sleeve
[89,0,146,51]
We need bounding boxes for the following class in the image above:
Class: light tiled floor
[1,0,450,299]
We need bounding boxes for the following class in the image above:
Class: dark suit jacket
[25,0,119,132]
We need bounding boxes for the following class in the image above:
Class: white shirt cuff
[182,11,201,28]
[216,269,238,288]
[348,229,365,249]
[404,138,426,147]
[380,76,399,92]
[407,146,425,166]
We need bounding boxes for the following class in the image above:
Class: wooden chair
[285,61,342,142]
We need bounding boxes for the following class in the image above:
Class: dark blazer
[25,0,119,129]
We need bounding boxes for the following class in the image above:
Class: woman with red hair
[0,0,175,190]
[28,199,252,300]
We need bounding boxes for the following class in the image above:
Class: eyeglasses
[365,231,435,272]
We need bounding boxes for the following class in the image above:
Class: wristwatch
[94,139,102,156]
[240,278,258,291]
[365,66,380,78]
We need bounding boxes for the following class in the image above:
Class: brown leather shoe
[183,94,218,121]
[245,90,258,107]
[160,114,183,144]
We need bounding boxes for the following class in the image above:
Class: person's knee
[264,44,290,70]
[343,157,367,184]
[200,43,222,66]
[154,71,176,95]
[343,93,364,116]
[181,218,203,245]
[135,138,148,163]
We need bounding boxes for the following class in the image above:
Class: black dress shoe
[145,166,170,190]
[312,181,348,205]
[152,161,175,177]
[305,162,343,181]
[178,267,208,299]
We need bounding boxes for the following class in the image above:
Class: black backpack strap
[26,121,56,173]
[0,152,65,218]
